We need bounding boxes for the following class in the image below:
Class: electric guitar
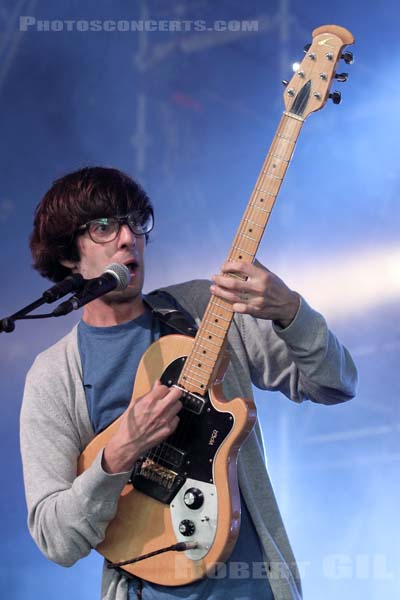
[78,24,354,586]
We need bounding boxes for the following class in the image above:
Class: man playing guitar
[21,166,357,600]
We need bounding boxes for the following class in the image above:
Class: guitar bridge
[131,457,186,504]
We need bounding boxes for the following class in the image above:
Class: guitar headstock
[283,25,354,118]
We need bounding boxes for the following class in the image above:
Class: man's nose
[117,223,137,247]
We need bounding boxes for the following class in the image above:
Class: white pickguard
[170,478,218,560]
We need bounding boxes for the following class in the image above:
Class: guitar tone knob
[184,488,204,510]
[179,519,196,536]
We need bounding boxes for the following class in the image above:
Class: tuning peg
[329,91,342,105]
[282,80,288,86]
[303,43,311,53]
[335,72,349,82]
[341,51,354,65]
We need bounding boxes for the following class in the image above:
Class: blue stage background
[0,1,399,598]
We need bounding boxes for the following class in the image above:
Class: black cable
[107,541,198,569]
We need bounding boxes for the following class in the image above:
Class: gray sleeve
[163,280,357,404]
[20,360,131,567]
[236,296,358,404]
[159,279,211,324]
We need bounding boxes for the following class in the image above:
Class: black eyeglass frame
[77,210,154,244]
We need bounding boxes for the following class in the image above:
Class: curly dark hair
[30,166,153,282]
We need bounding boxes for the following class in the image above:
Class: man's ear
[60,259,78,271]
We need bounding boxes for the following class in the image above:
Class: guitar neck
[178,112,304,395]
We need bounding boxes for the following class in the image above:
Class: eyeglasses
[78,211,154,244]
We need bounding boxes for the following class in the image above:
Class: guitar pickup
[159,443,186,469]
[175,387,205,415]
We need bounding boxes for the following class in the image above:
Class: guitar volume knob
[184,488,204,510]
[179,519,196,536]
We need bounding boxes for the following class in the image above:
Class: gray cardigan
[20,280,357,600]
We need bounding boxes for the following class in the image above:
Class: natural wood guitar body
[78,334,256,585]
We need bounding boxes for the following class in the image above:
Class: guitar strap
[109,290,198,592]
[143,290,198,338]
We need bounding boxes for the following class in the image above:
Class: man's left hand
[210,259,300,328]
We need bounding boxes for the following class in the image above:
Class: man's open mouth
[123,260,138,274]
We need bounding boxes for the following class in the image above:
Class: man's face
[74,221,146,305]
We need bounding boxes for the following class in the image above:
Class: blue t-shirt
[78,305,274,600]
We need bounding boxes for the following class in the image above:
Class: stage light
[281,245,400,318]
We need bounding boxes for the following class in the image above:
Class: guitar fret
[244,218,264,229]
[212,299,232,310]
[186,361,213,374]
[197,335,223,348]
[192,350,215,365]
[269,153,289,163]
[181,372,208,387]
[193,343,219,356]
[224,272,246,282]
[203,320,228,332]
[193,351,215,368]
[250,202,271,214]
[233,246,254,257]
[207,311,231,323]
[263,172,282,181]
[240,233,258,242]
[277,133,294,142]
[256,186,276,196]
[211,301,234,317]
[201,328,224,340]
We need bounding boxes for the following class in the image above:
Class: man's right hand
[102,380,183,474]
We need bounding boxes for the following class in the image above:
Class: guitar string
[144,116,302,476]
[170,118,301,472]
[147,346,199,470]
[146,299,231,471]
[184,116,301,395]
[180,115,302,398]
[151,119,300,475]
[225,116,298,269]
[149,383,196,474]
[176,115,300,416]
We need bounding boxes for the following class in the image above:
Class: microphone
[42,273,85,303]
[53,263,130,317]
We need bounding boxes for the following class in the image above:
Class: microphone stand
[0,295,77,333]
[0,274,86,333]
